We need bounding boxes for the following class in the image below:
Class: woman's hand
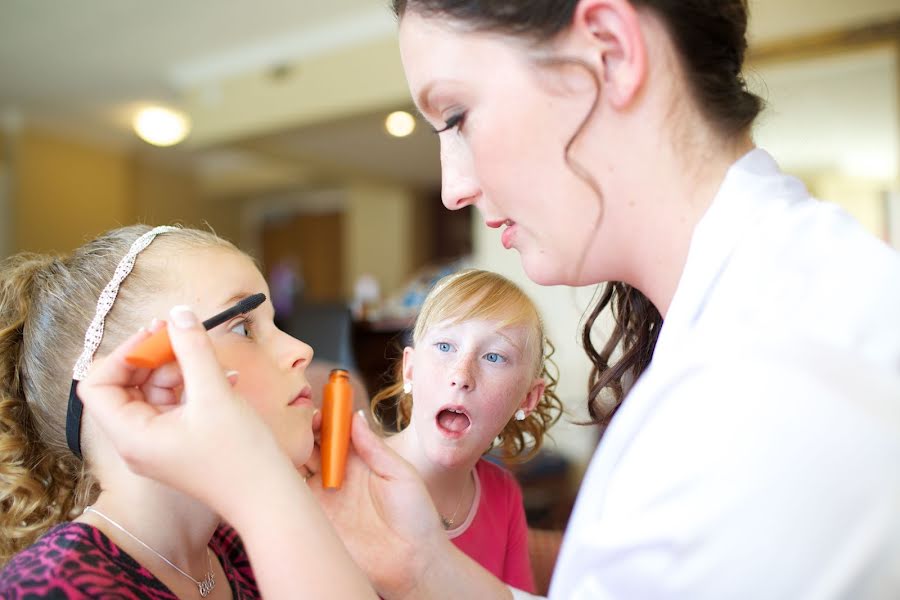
[79,306,291,514]
[306,414,449,597]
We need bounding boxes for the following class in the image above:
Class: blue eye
[436,342,452,352]
[484,352,506,364]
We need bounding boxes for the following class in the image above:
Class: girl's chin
[286,439,315,469]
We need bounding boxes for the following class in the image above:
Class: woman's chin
[522,256,574,287]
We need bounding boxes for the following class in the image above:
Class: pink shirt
[448,459,536,593]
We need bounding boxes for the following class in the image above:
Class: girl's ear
[573,0,648,108]
[519,378,546,416]
[401,346,415,383]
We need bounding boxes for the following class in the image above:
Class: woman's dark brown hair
[392,0,763,430]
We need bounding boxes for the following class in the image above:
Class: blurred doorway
[261,211,344,303]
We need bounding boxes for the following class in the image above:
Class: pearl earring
[403,381,412,394]
[515,409,526,421]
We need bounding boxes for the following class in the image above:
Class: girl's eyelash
[232,315,254,337]
[484,352,507,363]
[433,112,466,134]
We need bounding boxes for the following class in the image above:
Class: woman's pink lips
[485,219,518,249]
[501,223,517,249]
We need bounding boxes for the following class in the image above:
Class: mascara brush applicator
[125,293,266,369]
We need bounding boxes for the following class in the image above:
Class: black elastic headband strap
[66,379,84,459]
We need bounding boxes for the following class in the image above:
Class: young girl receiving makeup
[0,224,375,599]
[370,269,563,593]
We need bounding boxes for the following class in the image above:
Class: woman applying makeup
[81,1,900,598]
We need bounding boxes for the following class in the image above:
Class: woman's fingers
[81,327,153,388]
[141,361,184,406]
[349,412,413,481]
[165,306,231,403]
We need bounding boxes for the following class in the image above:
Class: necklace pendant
[441,516,453,530]
[198,571,215,597]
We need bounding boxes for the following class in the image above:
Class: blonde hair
[371,269,562,462]
[0,224,238,565]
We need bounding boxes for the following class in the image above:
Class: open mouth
[436,407,471,438]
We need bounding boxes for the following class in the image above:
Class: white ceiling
[1,0,898,190]
[0,0,389,143]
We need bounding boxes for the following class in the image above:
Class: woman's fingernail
[356,409,366,418]
[150,317,161,329]
[170,305,198,329]
[312,408,320,416]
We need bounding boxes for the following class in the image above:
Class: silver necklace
[83,506,216,597]
[440,480,467,530]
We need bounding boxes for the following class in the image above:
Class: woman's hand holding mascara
[78,306,291,514]
[306,414,459,598]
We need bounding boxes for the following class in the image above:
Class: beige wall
[344,182,415,301]
[132,157,242,245]
[8,127,244,255]
[807,172,895,241]
[16,128,134,253]
[133,157,198,227]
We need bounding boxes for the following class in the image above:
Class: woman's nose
[440,138,480,211]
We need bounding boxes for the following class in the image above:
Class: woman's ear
[573,0,648,107]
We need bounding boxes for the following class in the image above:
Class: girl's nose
[449,356,474,391]
[283,333,313,371]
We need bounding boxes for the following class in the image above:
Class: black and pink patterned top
[0,522,259,599]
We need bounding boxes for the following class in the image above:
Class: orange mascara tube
[125,293,266,369]
[321,368,354,489]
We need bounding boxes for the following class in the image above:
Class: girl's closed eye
[483,352,507,364]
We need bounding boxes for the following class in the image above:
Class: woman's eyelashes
[433,111,466,134]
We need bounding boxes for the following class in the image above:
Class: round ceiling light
[385,111,416,138]
[133,106,191,147]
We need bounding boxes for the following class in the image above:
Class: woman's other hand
[307,413,448,597]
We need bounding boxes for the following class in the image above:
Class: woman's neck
[595,105,754,316]
[584,27,756,316]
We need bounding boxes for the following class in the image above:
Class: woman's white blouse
[548,149,900,599]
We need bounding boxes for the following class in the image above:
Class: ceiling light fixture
[133,106,191,147]
[385,111,415,138]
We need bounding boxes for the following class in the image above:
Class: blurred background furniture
[528,528,564,596]
[281,301,357,370]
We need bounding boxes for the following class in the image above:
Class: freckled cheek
[477,393,518,429]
